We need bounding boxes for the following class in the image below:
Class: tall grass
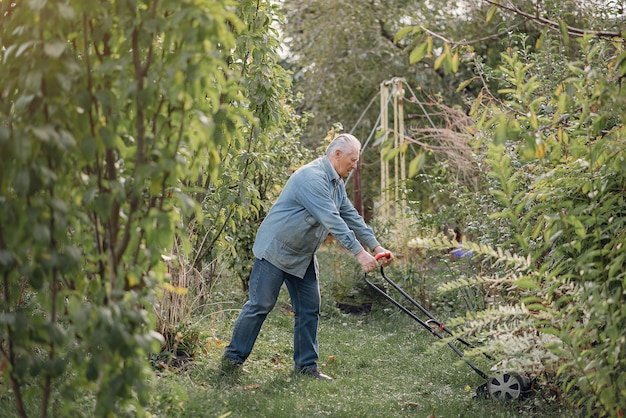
[155,238,224,361]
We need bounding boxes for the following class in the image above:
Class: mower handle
[374,251,392,261]
[373,251,392,275]
[363,261,493,376]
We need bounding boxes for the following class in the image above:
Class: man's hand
[373,246,394,267]
[356,250,378,273]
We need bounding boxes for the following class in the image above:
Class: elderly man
[221,133,394,380]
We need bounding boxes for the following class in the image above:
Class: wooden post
[393,79,399,216]
[398,79,406,214]
[380,81,389,219]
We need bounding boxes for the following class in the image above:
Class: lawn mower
[365,252,533,401]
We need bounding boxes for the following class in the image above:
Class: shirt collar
[321,156,341,183]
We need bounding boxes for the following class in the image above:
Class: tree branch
[1,271,27,418]
[241,0,261,77]
[41,157,59,418]
[482,0,624,40]
[118,4,161,269]
[0,220,27,418]
[420,22,523,47]
[82,13,107,280]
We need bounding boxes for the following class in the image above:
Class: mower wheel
[487,372,530,401]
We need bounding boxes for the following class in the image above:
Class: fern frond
[437,271,542,294]
[408,235,531,270]
[436,274,492,292]
[446,304,529,332]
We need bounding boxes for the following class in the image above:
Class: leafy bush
[409,33,625,416]
[0,0,303,415]
[155,0,309,361]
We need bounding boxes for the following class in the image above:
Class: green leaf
[2,44,17,63]
[515,277,539,289]
[32,125,58,142]
[541,327,561,337]
[408,153,425,177]
[558,19,570,46]
[57,3,76,19]
[0,250,14,269]
[28,0,46,11]
[451,52,459,73]
[382,146,401,161]
[521,296,543,304]
[16,41,35,58]
[14,169,30,195]
[608,254,625,279]
[535,32,545,49]
[28,267,44,290]
[455,77,475,92]
[33,224,51,244]
[15,94,35,111]
[0,313,16,326]
[394,26,420,43]
[568,216,586,238]
[434,51,446,70]
[46,322,67,345]
[494,114,509,144]
[409,42,428,64]
[93,194,113,219]
[48,357,67,378]
[44,41,66,58]
[486,5,498,23]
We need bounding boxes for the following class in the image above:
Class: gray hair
[325,133,361,156]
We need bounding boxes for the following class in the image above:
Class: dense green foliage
[285,0,625,415]
[399,6,625,417]
[1,0,624,416]
[472,36,625,416]
[0,0,304,416]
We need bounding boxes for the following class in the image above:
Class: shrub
[410,33,625,416]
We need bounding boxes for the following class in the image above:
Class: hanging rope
[401,80,437,130]
[345,92,393,183]
[349,91,380,135]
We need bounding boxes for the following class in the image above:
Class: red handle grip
[375,251,392,261]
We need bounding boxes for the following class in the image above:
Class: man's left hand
[373,246,394,267]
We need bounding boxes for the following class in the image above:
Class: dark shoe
[298,368,333,381]
[219,357,244,377]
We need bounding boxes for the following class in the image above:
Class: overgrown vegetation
[1,0,304,416]
[399,4,625,416]
[145,253,571,418]
[1,0,624,416]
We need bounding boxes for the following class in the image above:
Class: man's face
[332,147,360,178]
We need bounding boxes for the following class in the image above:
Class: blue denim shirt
[253,156,381,278]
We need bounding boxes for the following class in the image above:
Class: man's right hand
[356,250,378,273]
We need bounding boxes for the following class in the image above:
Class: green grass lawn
[148,288,570,418]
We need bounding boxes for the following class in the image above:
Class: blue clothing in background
[451,246,473,258]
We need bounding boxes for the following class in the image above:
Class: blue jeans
[223,258,321,372]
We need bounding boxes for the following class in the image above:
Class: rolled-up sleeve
[295,176,365,255]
